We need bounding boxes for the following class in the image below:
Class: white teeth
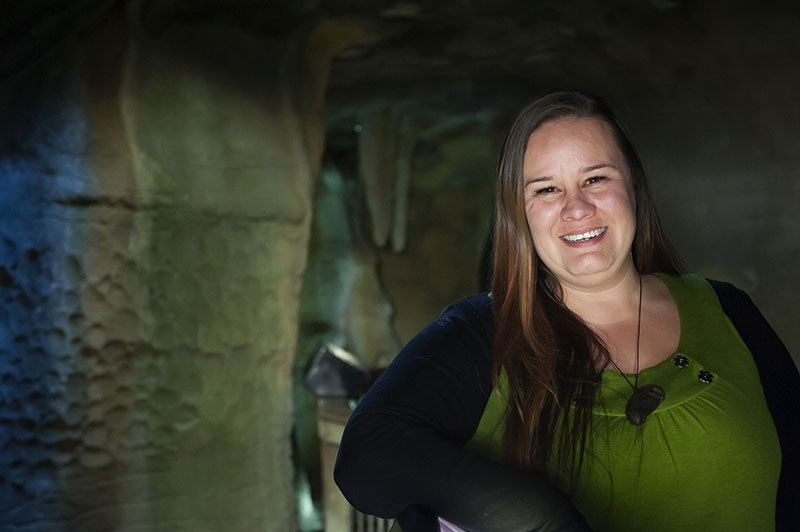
[562,227,606,242]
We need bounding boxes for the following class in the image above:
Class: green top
[466,274,781,532]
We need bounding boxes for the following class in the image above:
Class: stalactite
[391,112,415,253]
[358,102,397,248]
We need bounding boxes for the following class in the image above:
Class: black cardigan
[334,280,799,531]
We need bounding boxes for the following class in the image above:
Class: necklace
[606,274,666,426]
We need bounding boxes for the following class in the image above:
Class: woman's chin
[563,260,613,278]
[554,259,634,288]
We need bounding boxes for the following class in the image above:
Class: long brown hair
[491,91,684,481]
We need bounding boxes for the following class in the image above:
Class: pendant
[625,384,666,426]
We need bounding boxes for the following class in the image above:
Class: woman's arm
[709,280,800,530]
[334,295,590,532]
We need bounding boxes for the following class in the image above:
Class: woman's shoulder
[653,272,747,309]
[654,271,720,290]
[654,272,792,367]
[398,292,494,363]
[440,292,493,323]
[653,272,761,314]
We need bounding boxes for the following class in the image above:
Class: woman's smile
[560,226,607,243]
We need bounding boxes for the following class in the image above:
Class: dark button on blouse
[673,354,689,368]
[697,369,714,383]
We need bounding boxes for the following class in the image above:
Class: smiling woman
[334,91,799,532]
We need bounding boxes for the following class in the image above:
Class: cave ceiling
[3,0,798,144]
[5,0,796,88]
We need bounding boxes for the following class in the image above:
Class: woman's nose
[561,189,595,221]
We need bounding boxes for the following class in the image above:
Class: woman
[334,92,798,531]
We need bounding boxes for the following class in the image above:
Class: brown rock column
[0,5,361,531]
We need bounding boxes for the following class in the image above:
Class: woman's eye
[536,186,558,195]
[586,176,607,185]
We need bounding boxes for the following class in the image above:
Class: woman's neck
[559,264,642,326]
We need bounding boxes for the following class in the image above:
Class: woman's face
[522,117,637,290]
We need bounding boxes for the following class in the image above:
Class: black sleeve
[334,294,591,532]
[709,279,800,531]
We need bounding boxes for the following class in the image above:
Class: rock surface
[0,4,353,531]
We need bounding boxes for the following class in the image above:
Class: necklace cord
[634,273,642,390]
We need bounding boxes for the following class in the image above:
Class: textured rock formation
[358,103,398,249]
[0,4,361,531]
[376,105,499,343]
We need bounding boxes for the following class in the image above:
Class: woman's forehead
[523,117,626,175]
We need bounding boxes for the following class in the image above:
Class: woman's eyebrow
[580,163,618,173]
[524,176,552,187]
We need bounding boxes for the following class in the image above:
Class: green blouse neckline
[595,273,717,415]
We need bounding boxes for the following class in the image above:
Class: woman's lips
[560,226,607,243]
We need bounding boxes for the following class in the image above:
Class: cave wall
[0,4,357,530]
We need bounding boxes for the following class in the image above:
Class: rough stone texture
[0,11,136,529]
[0,4,355,531]
[121,15,318,532]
